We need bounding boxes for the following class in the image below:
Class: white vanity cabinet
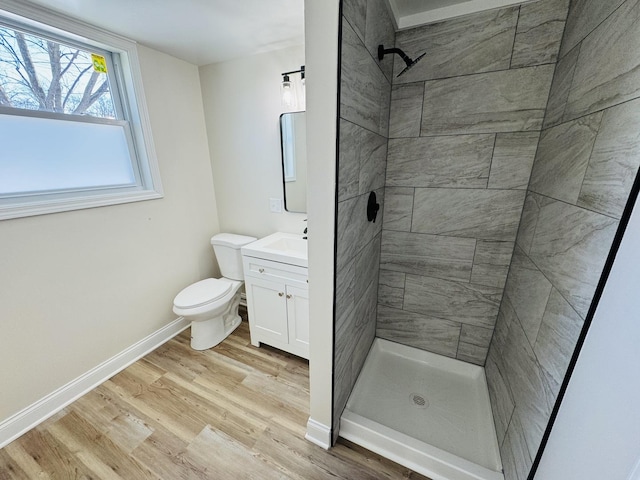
[242,255,309,359]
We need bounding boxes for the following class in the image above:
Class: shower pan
[340,339,503,480]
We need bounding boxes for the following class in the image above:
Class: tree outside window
[0,23,116,118]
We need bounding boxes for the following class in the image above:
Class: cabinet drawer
[242,256,308,286]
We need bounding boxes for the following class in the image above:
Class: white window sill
[0,189,163,221]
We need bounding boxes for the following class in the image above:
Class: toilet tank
[211,233,257,281]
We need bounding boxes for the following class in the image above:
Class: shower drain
[410,392,429,409]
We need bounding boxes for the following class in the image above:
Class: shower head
[378,45,426,78]
[397,52,426,77]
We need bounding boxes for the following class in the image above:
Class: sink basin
[262,237,307,255]
[241,232,308,267]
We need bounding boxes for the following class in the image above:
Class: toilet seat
[174,278,232,309]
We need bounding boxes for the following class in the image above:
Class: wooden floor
[0,314,429,479]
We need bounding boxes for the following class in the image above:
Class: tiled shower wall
[376,0,569,365]
[332,0,394,437]
[485,1,640,479]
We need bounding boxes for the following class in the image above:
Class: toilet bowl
[173,233,257,350]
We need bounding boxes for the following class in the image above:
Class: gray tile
[501,409,533,480]
[393,7,517,83]
[511,0,570,68]
[355,234,381,300]
[342,0,366,43]
[560,0,626,58]
[340,20,391,137]
[456,342,488,366]
[534,288,584,391]
[335,239,380,421]
[352,278,378,378]
[529,199,618,318]
[378,269,405,309]
[337,129,360,202]
[485,347,514,447]
[516,192,552,255]
[382,187,413,232]
[457,324,493,365]
[333,332,355,421]
[334,258,356,419]
[386,134,494,188]
[543,44,580,129]
[358,136,387,197]
[412,188,526,241]
[470,240,515,289]
[492,294,517,357]
[376,305,461,358]
[389,83,424,138]
[564,0,640,121]
[503,316,556,460]
[499,438,518,480]
[488,132,540,190]
[421,65,555,135]
[335,280,378,424]
[338,119,360,202]
[364,0,396,82]
[578,98,640,218]
[504,246,553,346]
[337,188,384,267]
[335,256,356,337]
[529,112,603,204]
[403,274,502,329]
[337,194,362,267]
[333,358,352,426]
[380,230,476,282]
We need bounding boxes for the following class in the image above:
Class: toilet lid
[174,278,232,309]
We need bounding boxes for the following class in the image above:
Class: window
[0,2,162,220]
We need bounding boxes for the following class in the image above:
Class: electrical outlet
[269,197,283,213]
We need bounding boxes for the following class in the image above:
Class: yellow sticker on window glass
[91,54,108,73]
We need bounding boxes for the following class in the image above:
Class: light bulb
[281,75,294,108]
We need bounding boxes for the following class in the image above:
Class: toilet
[173,233,257,350]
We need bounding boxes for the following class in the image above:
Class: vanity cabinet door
[285,284,309,358]
[242,255,309,359]
[245,277,288,347]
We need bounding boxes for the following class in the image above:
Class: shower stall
[341,338,502,480]
[333,1,640,479]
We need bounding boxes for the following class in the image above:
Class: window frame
[0,0,163,221]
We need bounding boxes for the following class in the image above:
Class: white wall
[534,192,640,479]
[199,45,307,240]
[305,0,339,448]
[0,44,220,423]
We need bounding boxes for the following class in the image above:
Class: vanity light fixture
[281,65,305,109]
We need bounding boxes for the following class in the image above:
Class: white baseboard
[305,417,332,450]
[0,317,190,449]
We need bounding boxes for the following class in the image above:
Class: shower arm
[378,46,412,66]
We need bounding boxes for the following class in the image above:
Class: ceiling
[23,0,305,66]
[19,0,531,66]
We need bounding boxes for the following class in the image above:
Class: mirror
[280,111,307,213]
